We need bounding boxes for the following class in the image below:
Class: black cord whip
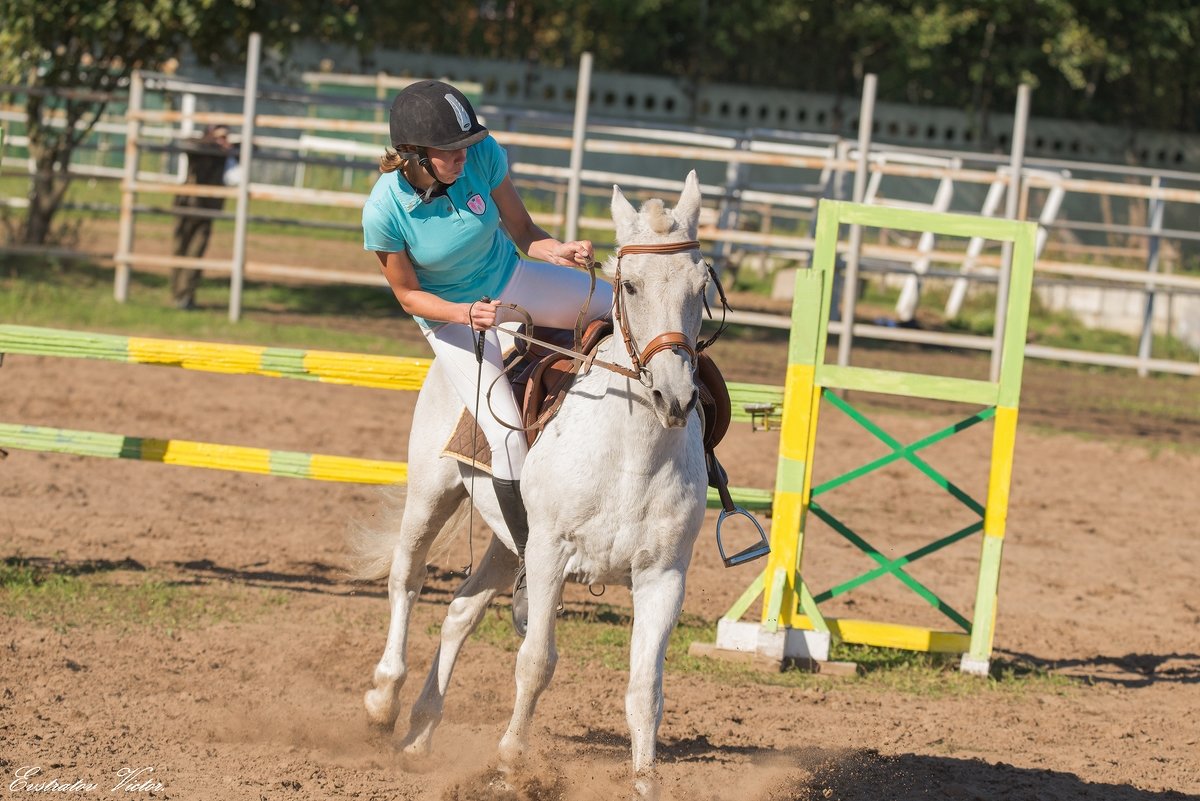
[462,296,491,577]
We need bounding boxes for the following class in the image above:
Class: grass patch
[0,556,278,636]
[829,642,1073,695]
[443,604,1074,697]
[730,266,778,297]
[952,293,1198,362]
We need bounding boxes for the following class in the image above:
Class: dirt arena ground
[2,330,1198,800]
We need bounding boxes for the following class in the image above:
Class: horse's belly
[559,527,695,585]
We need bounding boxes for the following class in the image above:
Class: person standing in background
[170,124,234,310]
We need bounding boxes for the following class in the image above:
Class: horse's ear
[673,170,701,239]
[611,184,638,243]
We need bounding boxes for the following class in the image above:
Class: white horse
[353,171,711,799]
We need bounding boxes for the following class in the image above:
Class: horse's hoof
[497,733,525,770]
[396,746,436,773]
[634,774,660,801]
[363,688,399,729]
[399,730,434,756]
[487,771,516,794]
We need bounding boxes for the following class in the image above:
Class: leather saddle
[442,320,732,471]
[441,320,769,568]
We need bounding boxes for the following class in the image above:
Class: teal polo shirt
[362,135,518,328]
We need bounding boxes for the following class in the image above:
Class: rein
[480,237,733,434]
[514,237,733,381]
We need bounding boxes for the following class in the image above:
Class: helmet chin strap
[413,149,454,202]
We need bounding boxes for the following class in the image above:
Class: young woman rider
[362,80,612,636]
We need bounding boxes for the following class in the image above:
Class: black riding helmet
[389,80,487,201]
[389,80,488,152]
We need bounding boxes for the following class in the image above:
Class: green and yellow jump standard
[716,199,1036,675]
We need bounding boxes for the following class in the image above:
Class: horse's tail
[345,484,470,582]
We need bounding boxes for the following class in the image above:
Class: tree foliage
[0,0,364,243]
[3,0,1197,244]
[361,0,1200,136]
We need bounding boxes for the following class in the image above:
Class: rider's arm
[375,250,496,329]
[491,176,593,267]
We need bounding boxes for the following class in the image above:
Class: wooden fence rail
[2,59,1199,377]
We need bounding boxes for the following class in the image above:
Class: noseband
[611,240,702,384]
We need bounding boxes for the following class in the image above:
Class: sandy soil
[2,337,1198,800]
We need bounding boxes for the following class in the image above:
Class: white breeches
[422,259,613,481]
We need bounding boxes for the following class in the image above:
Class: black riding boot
[493,478,529,637]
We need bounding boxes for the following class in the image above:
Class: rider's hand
[466,298,499,331]
[552,239,594,268]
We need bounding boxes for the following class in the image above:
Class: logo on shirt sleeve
[466,193,486,215]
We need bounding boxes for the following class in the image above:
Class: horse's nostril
[687,389,699,411]
[652,389,664,404]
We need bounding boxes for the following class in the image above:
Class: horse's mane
[641,199,673,235]
[603,197,688,279]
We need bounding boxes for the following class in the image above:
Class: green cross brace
[803,392,996,632]
[818,391,992,515]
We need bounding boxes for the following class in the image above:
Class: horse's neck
[595,334,643,393]
[591,335,674,431]
[596,333,634,373]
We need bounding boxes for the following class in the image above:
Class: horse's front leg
[400,536,516,756]
[363,481,463,730]
[626,566,687,800]
[364,547,428,730]
[497,538,567,768]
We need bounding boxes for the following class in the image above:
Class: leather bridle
[481,237,732,435]
[486,236,729,386]
[608,239,703,384]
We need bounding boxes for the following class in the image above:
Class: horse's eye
[622,280,638,296]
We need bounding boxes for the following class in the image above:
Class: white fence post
[564,51,593,243]
[229,32,262,323]
[177,92,196,182]
[836,72,877,368]
[113,70,143,303]
[711,134,748,287]
[944,175,1007,319]
[888,155,961,322]
[1138,175,1165,376]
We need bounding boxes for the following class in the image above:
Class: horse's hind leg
[625,567,687,800]
[364,477,465,731]
[400,535,517,756]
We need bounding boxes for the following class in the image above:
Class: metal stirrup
[707,452,770,568]
[716,507,771,568]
